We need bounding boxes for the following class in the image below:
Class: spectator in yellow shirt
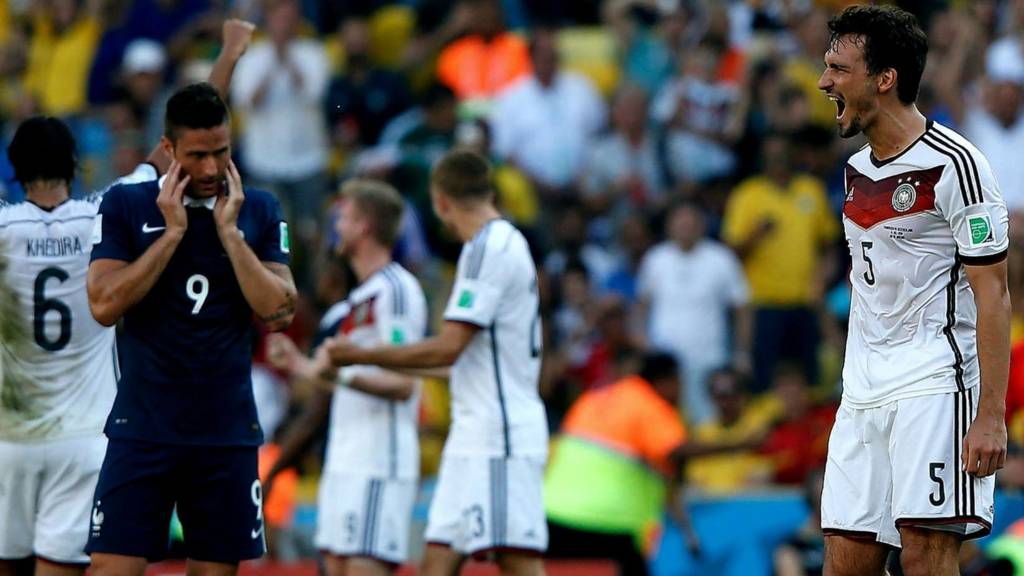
[23,0,103,117]
[685,368,773,494]
[723,131,839,393]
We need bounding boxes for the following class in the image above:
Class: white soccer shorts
[424,454,547,557]
[315,473,417,565]
[822,387,995,548]
[0,435,107,563]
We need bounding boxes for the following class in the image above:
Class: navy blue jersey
[91,180,290,446]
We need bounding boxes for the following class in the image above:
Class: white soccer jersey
[442,219,548,458]
[0,164,158,441]
[322,262,427,479]
[841,121,1010,409]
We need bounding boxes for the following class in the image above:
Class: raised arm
[215,161,297,332]
[88,163,190,326]
[208,19,256,100]
[963,259,1011,477]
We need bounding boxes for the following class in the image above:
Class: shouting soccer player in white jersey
[817,6,1010,576]
[264,179,427,576]
[0,21,253,576]
[315,150,548,576]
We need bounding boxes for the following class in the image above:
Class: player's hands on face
[222,18,256,59]
[963,412,1007,477]
[265,333,300,372]
[157,161,190,235]
[215,160,246,238]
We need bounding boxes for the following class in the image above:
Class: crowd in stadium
[4,0,1024,574]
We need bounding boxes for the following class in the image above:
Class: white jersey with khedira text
[842,121,1009,409]
[321,262,427,480]
[0,163,158,440]
[443,219,548,458]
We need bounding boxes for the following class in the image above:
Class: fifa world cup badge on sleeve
[968,214,994,247]
[279,222,290,254]
[457,289,474,309]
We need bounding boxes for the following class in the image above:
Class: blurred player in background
[0,20,254,576]
[818,6,1011,575]
[84,71,295,576]
[315,150,548,576]
[264,178,427,576]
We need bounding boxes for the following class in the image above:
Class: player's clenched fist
[156,160,190,234]
[222,19,255,60]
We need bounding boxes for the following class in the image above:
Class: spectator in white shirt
[489,27,606,197]
[231,0,329,250]
[963,35,1024,213]
[581,83,667,234]
[635,201,752,423]
[653,39,744,188]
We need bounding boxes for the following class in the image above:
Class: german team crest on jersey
[892,179,918,212]
[844,165,942,229]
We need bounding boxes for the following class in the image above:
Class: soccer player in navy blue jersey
[83,83,297,576]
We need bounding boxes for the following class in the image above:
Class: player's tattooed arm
[255,263,297,331]
[216,161,297,331]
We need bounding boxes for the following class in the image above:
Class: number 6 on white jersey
[186,274,209,314]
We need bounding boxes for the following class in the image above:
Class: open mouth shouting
[828,93,847,120]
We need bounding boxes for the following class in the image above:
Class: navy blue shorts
[85,438,265,563]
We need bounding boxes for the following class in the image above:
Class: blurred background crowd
[7,0,1024,573]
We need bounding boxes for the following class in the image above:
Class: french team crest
[892,178,918,212]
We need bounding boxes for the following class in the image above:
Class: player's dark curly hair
[164,82,230,141]
[828,5,928,105]
[7,116,77,186]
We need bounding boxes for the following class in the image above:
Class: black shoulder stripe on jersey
[930,126,984,204]
[921,134,974,206]
[923,133,978,206]
[921,132,983,206]
[382,265,405,316]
